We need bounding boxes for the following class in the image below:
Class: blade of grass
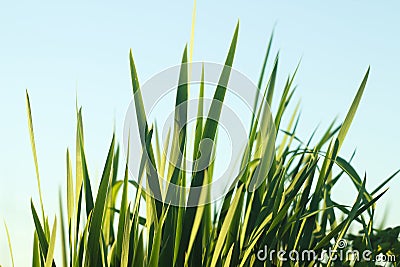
[4,222,14,267]
[336,67,370,150]
[210,184,244,267]
[85,135,115,266]
[26,91,46,227]
[44,217,57,267]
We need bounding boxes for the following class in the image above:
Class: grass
[3,22,400,267]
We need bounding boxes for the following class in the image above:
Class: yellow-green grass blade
[183,170,210,266]
[59,190,68,267]
[247,53,278,150]
[4,222,14,267]
[167,45,188,189]
[66,149,74,247]
[210,184,244,267]
[241,214,272,265]
[26,91,46,228]
[265,52,279,106]
[130,52,162,215]
[196,22,239,173]
[154,122,162,169]
[188,0,197,94]
[129,49,148,146]
[115,142,130,262]
[45,217,57,267]
[75,108,84,220]
[162,47,189,266]
[148,206,169,267]
[189,0,196,67]
[120,203,132,267]
[106,145,121,245]
[249,32,275,136]
[223,243,234,267]
[336,67,370,151]
[240,193,254,250]
[192,64,204,163]
[32,232,41,267]
[159,127,171,178]
[274,63,299,130]
[277,100,300,159]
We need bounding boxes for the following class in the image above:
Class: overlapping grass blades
[17,23,399,267]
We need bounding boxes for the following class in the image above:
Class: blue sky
[1,1,399,265]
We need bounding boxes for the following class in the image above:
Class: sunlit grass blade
[4,223,14,267]
[32,232,40,267]
[210,184,244,267]
[44,217,57,267]
[59,191,68,267]
[337,67,370,150]
[26,91,46,228]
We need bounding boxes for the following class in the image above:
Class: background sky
[1,1,400,266]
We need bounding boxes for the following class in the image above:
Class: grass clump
[4,22,400,267]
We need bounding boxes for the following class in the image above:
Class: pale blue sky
[1,1,400,266]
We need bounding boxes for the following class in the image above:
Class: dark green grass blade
[31,201,56,267]
[85,135,115,266]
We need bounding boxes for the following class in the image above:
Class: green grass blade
[4,222,15,267]
[26,91,46,227]
[371,169,400,195]
[59,190,68,267]
[75,108,84,222]
[32,232,41,267]
[210,184,243,267]
[115,144,130,262]
[79,138,94,218]
[120,203,132,267]
[44,217,57,267]
[183,171,210,266]
[31,200,56,267]
[85,135,115,266]
[223,244,234,267]
[148,207,169,267]
[66,149,73,245]
[337,67,370,150]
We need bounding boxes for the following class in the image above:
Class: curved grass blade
[26,91,46,227]
[4,222,14,267]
